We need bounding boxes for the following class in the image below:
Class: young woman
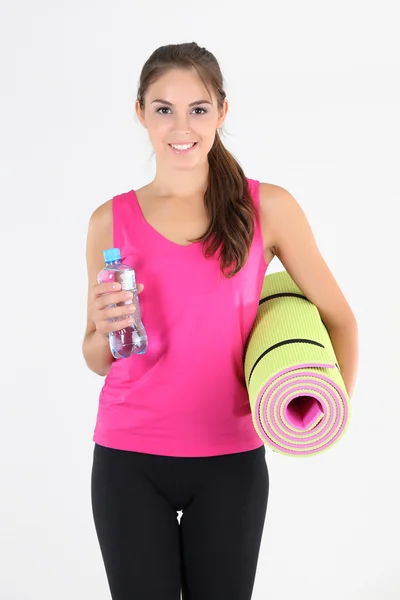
[83,41,358,600]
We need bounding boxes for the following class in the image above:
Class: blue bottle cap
[103,248,121,263]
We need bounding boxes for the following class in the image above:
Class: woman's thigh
[91,443,182,600]
[180,445,269,600]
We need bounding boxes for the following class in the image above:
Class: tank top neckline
[129,189,201,250]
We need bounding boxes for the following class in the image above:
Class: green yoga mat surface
[244,270,351,456]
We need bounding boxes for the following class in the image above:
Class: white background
[1,1,399,599]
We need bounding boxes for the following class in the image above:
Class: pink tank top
[93,178,268,457]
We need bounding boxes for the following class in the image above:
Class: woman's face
[136,68,228,171]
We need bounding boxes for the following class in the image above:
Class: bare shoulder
[86,200,113,258]
[259,181,287,202]
[259,182,302,223]
[258,179,319,261]
[86,199,114,255]
[85,199,113,279]
[88,198,113,231]
[259,182,311,246]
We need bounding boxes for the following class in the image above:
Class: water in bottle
[97,247,148,359]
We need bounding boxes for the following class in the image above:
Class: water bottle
[97,247,148,359]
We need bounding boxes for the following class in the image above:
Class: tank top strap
[112,189,144,256]
[246,177,263,231]
[246,177,261,209]
[113,189,142,227]
[246,177,267,269]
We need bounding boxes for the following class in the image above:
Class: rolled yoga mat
[244,270,351,456]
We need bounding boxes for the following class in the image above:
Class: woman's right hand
[87,281,144,337]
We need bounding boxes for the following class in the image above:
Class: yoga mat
[244,270,351,456]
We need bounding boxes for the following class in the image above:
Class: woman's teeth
[170,143,195,151]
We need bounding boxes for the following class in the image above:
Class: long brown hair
[137,42,257,278]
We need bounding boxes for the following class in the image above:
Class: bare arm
[83,330,115,377]
[82,200,115,377]
[259,183,359,398]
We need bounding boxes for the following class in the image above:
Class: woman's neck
[152,161,209,199]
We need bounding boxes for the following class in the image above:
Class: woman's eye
[156,107,207,115]
[156,107,172,115]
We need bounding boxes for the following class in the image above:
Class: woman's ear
[135,100,146,128]
[217,99,228,129]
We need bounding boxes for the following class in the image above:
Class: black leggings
[91,443,269,600]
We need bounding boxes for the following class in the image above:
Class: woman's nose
[172,114,191,134]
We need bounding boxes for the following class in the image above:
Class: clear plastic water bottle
[97,247,148,359]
